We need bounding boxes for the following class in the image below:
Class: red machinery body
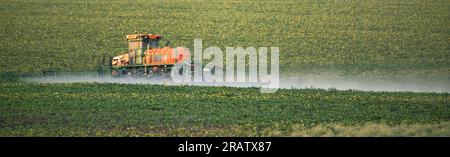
[110,33,191,77]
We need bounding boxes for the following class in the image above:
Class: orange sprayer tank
[144,46,189,65]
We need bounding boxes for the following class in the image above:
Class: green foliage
[0,83,448,136]
[1,0,449,136]
[0,0,449,75]
[0,72,19,83]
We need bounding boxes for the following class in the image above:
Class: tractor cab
[126,34,162,49]
[149,37,160,48]
[124,34,162,65]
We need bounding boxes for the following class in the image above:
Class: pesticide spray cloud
[20,72,450,93]
[20,38,450,93]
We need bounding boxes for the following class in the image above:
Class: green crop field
[0,83,449,136]
[0,0,449,136]
[1,0,449,76]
